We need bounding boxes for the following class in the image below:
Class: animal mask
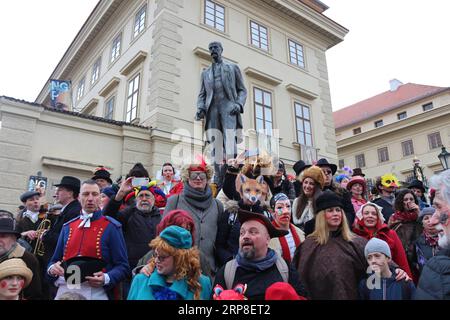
[213,284,247,300]
[381,174,399,188]
[236,174,267,205]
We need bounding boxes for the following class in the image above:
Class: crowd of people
[0,154,449,300]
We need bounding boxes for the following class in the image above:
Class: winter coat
[373,197,395,221]
[213,256,307,300]
[42,199,81,262]
[270,177,296,201]
[415,234,439,275]
[215,200,272,267]
[128,271,211,300]
[103,198,162,269]
[359,267,416,300]
[294,231,368,300]
[414,248,450,300]
[164,192,223,275]
[352,222,413,278]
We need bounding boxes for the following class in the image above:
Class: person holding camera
[388,189,423,283]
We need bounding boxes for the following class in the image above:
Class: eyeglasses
[189,172,207,180]
[153,252,170,262]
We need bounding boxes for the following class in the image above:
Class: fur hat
[315,190,343,214]
[301,166,326,189]
[127,163,149,178]
[0,258,33,287]
[365,238,391,259]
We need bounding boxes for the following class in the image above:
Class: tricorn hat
[238,209,288,238]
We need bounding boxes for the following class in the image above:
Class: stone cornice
[120,50,148,76]
[98,77,121,97]
[286,83,318,100]
[244,67,282,86]
[337,104,450,148]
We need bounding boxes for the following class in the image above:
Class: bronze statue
[196,41,247,185]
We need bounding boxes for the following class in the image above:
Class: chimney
[389,79,403,91]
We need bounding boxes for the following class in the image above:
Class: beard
[136,203,153,213]
[239,246,256,260]
[438,232,450,249]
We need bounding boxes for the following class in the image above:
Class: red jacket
[353,220,413,279]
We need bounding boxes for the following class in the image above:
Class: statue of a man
[196,41,247,185]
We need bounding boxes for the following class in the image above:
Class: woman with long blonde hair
[294,190,368,299]
[128,225,211,300]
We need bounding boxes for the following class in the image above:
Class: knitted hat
[418,206,435,222]
[20,191,40,203]
[0,258,33,287]
[315,190,343,214]
[100,187,116,199]
[365,237,391,259]
[265,282,303,300]
[159,225,192,249]
[92,167,112,184]
[301,166,326,189]
[346,175,367,193]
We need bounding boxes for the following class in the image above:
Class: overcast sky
[0,0,449,111]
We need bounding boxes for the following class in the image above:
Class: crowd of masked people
[0,155,449,301]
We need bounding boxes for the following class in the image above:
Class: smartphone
[132,177,149,187]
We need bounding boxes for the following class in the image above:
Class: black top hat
[62,257,106,283]
[315,158,338,176]
[238,209,288,238]
[0,218,22,238]
[315,190,343,214]
[352,168,366,177]
[54,176,81,194]
[20,191,40,203]
[92,169,112,185]
[407,179,426,193]
[293,160,311,176]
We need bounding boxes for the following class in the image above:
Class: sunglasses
[190,172,207,180]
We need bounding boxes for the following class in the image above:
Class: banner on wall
[49,79,72,111]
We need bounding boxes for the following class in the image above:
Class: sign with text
[50,79,72,111]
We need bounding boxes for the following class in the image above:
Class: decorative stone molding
[120,51,148,76]
[286,83,318,100]
[81,98,99,115]
[99,77,121,97]
[244,67,282,86]
[193,47,238,64]
[42,156,105,173]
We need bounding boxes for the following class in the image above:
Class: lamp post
[438,146,450,170]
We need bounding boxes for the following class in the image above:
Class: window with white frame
[110,33,122,63]
[374,119,383,128]
[288,39,305,68]
[355,154,366,168]
[377,147,389,163]
[422,102,433,111]
[397,111,407,120]
[104,96,115,120]
[428,132,442,150]
[401,140,414,157]
[91,57,101,85]
[250,21,268,51]
[76,77,86,101]
[353,127,361,135]
[254,87,272,135]
[204,0,225,32]
[294,102,312,146]
[133,4,147,38]
[126,74,140,122]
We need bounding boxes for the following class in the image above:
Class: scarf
[236,248,278,272]
[389,210,418,226]
[182,183,213,210]
[273,221,301,262]
[423,231,439,247]
[353,219,396,249]
[297,200,314,226]
[23,210,40,224]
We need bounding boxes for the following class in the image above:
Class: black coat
[415,234,439,275]
[213,258,307,300]
[103,198,161,269]
[415,248,450,300]
[373,198,395,222]
[270,177,296,201]
[215,201,272,268]
[42,199,81,262]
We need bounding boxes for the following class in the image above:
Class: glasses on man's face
[153,252,170,263]
[190,172,207,180]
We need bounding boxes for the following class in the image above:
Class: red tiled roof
[333,83,449,130]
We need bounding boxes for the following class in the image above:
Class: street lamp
[438,146,450,170]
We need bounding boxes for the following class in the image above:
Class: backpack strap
[275,256,289,283]
[224,259,238,290]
